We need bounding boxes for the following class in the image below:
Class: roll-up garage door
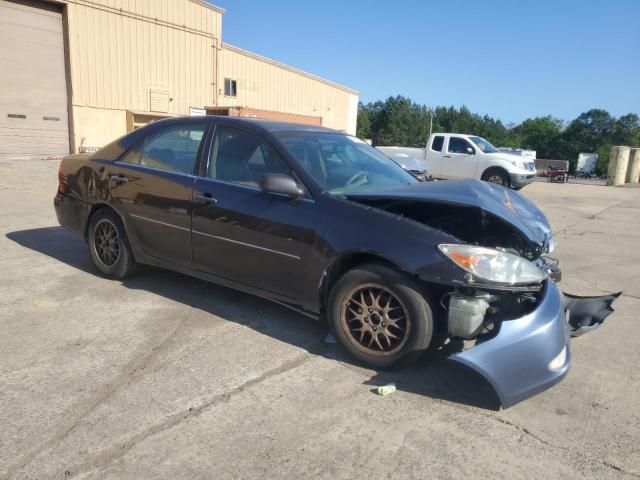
[0,0,69,159]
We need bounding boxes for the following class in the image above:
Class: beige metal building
[0,0,358,159]
[215,44,358,134]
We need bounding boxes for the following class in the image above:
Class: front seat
[215,137,256,184]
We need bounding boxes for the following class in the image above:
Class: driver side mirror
[466,147,475,155]
[258,173,305,198]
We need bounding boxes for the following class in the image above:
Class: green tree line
[356,96,640,173]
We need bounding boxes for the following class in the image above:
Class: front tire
[328,263,433,368]
[481,168,510,187]
[88,209,137,279]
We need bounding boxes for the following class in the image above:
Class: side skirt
[135,253,321,321]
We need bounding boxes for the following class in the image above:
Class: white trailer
[577,153,598,173]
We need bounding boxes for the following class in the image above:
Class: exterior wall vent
[149,89,170,113]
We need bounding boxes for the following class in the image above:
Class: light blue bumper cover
[452,281,571,408]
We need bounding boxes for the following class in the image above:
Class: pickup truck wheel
[88,209,137,279]
[328,263,433,369]
[482,168,510,187]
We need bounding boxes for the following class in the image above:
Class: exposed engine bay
[350,198,543,259]
[349,196,617,342]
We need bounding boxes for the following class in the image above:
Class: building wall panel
[63,0,221,115]
[45,0,357,152]
[58,0,222,150]
[218,44,358,134]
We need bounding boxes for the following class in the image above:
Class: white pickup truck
[377,133,537,189]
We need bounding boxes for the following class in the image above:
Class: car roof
[155,115,341,135]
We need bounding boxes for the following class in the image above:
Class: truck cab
[426,134,536,189]
[377,134,537,189]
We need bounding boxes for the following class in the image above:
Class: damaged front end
[347,182,621,407]
[433,243,621,407]
[452,281,570,407]
[448,283,620,407]
[434,242,621,407]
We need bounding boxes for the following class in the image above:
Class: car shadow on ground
[6,226,501,410]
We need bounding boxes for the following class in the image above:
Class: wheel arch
[318,251,453,339]
[84,203,129,242]
[481,165,510,185]
[318,252,408,319]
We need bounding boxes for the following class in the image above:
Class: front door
[441,136,479,179]
[108,122,208,266]
[191,125,316,301]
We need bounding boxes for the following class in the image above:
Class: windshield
[276,132,417,195]
[469,136,498,153]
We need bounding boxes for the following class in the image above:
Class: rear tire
[88,209,137,279]
[328,263,433,369]
[481,168,510,187]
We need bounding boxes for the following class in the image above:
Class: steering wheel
[346,171,369,188]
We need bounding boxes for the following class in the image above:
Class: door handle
[443,155,451,158]
[109,173,128,185]
[195,192,218,204]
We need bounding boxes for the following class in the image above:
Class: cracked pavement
[1,159,639,479]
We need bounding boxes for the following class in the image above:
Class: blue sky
[215,0,640,125]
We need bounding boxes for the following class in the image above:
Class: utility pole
[429,110,433,138]
[424,108,434,160]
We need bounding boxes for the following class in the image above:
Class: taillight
[58,161,65,193]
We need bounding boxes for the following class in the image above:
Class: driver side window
[208,126,290,187]
[447,137,474,155]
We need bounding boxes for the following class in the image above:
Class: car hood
[346,179,552,251]
[488,152,535,164]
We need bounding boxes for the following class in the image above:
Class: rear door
[426,134,446,177]
[441,136,479,179]
[191,124,316,300]
[107,121,208,266]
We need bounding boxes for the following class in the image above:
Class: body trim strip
[130,214,190,232]
[192,229,301,260]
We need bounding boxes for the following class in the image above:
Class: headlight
[438,244,546,285]
[510,159,524,169]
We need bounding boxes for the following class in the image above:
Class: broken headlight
[438,244,546,285]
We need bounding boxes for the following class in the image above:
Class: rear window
[431,136,444,152]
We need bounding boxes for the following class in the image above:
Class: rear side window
[431,135,444,152]
[120,124,206,174]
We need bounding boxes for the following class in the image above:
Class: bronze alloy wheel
[340,283,411,357]
[93,218,121,267]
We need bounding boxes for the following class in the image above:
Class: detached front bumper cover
[565,291,621,337]
[451,281,621,408]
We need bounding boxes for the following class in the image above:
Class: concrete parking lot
[1,158,639,480]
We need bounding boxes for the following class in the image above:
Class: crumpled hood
[347,179,552,250]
